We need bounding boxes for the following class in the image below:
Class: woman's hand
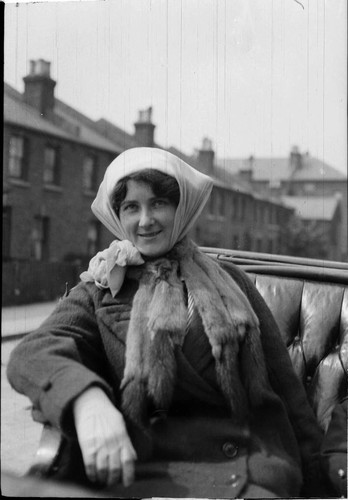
[73,386,137,487]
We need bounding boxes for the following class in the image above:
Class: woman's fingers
[107,448,122,486]
[88,435,136,487]
[120,444,136,487]
[79,436,98,483]
[95,447,109,485]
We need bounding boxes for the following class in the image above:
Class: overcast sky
[4,0,347,174]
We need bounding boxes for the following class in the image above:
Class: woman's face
[119,180,177,257]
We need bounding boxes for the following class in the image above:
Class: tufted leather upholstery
[206,248,348,433]
[250,273,347,432]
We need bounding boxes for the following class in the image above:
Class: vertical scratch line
[165,0,169,149]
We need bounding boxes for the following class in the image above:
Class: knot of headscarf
[80,240,144,297]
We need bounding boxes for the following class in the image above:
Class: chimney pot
[239,155,254,183]
[201,137,213,151]
[37,59,51,77]
[29,60,36,75]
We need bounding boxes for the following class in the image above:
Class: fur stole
[121,238,271,426]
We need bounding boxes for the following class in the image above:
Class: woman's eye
[121,203,138,213]
[153,199,167,208]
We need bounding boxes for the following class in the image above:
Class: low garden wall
[2,260,81,306]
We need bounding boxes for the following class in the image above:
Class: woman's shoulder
[216,258,255,292]
[57,280,107,312]
[62,276,137,309]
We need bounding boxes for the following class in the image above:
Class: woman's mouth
[138,230,162,239]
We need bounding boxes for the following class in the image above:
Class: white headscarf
[81,147,213,295]
[91,147,213,245]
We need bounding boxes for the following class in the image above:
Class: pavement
[1,300,58,341]
[1,301,58,484]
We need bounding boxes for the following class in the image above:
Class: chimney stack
[239,155,254,183]
[289,145,302,172]
[134,107,155,146]
[198,137,215,175]
[23,59,56,116]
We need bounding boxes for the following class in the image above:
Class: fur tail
[216,342,249,423]
[240,326,271,407]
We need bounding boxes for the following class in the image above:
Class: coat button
[338,469,346,478]
[222,441,238,458]
[229,473,240,487]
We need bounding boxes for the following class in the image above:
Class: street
[1,301,57,481]
[1,338,43,479]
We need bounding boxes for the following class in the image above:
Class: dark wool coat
[7,264,324,498]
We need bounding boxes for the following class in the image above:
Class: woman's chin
[138,244,173,259]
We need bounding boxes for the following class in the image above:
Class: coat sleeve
[6,283,115,436]
[228,266,324,494]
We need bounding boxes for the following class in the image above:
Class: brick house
[171,140,293,255]
[3,61,160,264]
[219,146,347,261]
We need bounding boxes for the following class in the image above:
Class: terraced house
[219,148,347,261]
[4,59,295,304]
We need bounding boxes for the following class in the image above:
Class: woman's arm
[6,283,114,434]
[7,282,137,486]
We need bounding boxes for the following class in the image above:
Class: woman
[7,147,324,498]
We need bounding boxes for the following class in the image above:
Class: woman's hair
[111,169,180,216]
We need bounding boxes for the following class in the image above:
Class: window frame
[2,206,12,260]
[8,134,28,180]
[43,145,60,186]
[82,154,98,192]
[87,220,101,257]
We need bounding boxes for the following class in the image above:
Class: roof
[94,118,166,152]
[217,155,347,182]
[282,195,341,221]
[94,118,139,151]
[170,149,291,208]
[4,83,120,154]
[4,83,73,141]
[167,147,251,194]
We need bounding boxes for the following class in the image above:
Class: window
[9,135,27,179]
[244,232,252,251]
[216,191,225,216]
[31,216,50,261]
[207,193,215,215]
[240,198,246,221]
[268,239,273,254]
[304,183,316,193]
[232,197,238,220]
[253,202,258,223]
[269,179,281,189]
[259,206,264,224]
[43,146,60,185]
[270,207,276,224]
[2,207,12,259]
[83,155,98,191]
[87,221,101,257]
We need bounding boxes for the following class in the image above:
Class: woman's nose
[139,208,154,227]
